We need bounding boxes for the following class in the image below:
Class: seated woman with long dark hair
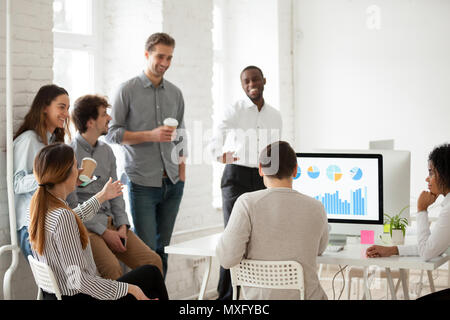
[28,143,168,300]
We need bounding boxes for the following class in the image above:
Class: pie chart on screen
[294,165,301,180]
[307,166,320,179]
[326,165,343,182]
[350,167,363,180]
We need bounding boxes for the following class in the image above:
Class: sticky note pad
[360,230,374,244]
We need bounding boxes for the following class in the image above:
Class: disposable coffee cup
[79,157,97,183]
[163,117,178,129]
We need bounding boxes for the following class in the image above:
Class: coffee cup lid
[163,118,178,127]
[79,175,91,183]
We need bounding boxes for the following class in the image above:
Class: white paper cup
[163,117,178,129]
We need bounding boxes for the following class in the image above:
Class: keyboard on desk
[325,245,344,252]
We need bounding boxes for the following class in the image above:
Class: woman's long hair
[29,143,89,255]
[14,84,70,144]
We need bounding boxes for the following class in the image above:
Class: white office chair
[230,259,305,300]
[28,255,62,300]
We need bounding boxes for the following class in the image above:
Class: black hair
[71,95,110,133]
[259,141,297,180]
[240,65,264,79]
[428,143,450,191]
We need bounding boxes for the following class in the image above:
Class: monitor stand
[328,234,347,246]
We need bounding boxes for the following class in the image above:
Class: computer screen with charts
[293,153,383,227]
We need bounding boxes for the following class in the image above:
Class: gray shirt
[105,71,187,187]
[216,188,329,300]
[67,133,129,235]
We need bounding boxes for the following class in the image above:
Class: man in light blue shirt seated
[68,94,163,280]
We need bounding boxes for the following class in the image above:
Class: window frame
[53,0,104,94]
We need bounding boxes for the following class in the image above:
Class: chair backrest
[28,255,62,300]
[230,259,305,300]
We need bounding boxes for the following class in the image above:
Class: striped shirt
[30,196,128,300]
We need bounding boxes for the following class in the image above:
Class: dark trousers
[217,164,266,300]
[43,265,169,300]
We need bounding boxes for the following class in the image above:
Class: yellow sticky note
[383,224,390,233]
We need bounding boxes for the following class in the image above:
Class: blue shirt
[105,71,187,187]
[13,130,55,230]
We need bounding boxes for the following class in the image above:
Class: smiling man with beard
[67,94,163,281]
[210,66,283,300]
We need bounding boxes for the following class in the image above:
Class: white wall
[102,0,163,99]
[216,0,295,143]
[0,0,54,299]
[293,0,450,199]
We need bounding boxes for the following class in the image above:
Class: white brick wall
[101,0,163,199]
[162,0,223,299]
[102,0,163,99]
[0,0,54,300]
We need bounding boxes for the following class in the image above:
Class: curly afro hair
[428,143,450,192]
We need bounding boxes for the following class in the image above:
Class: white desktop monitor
[369,139,394,150]
[293,153,384,240]
[301,149,411,241]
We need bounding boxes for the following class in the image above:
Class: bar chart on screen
[314,186,368,216]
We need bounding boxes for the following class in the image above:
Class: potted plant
[384,205,409,245]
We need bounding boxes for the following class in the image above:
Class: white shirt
[398,193,450,260]
[209,98,282,168]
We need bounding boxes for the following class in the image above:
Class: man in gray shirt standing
[106,33,187,277]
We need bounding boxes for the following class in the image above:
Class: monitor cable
[332,264,348,300]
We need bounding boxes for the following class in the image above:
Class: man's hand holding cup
[163,117,178,141]
[78,157,97,185]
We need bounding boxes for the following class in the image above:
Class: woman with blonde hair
[29,143,168,300]
[14,84,71,258]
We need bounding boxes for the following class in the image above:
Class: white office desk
[165,233,222,300]
[317,245,449,299]
[165,232,449,300]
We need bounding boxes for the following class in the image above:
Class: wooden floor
[318,263,450,300]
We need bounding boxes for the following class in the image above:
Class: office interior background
[0,0,449,299]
